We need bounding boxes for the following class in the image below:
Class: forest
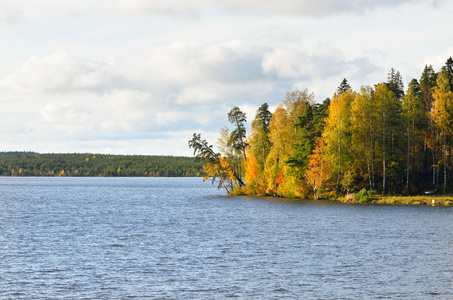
[0,152,203,177]
[190,57,453,199]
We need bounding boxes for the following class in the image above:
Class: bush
[356,188,375,203]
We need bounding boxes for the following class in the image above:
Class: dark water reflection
[0,177,452,299]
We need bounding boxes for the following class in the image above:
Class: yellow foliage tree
[431,69,453,192]
[323,89,354,192]
[264,91,312,198]
[243,152,265,195]
[305,137,329,199]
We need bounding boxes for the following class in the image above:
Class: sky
[0,0,452,156]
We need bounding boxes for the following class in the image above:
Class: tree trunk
[382,112,386,193]
[336,118,341,192]
[406,123,410,195]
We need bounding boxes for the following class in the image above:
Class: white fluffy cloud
[1,52,114,94]
[0,41,379,149]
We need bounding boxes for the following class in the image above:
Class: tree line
[0,152,204,177]
[190,57,453,198]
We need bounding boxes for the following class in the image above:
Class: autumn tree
[189,133,244,194]
[350,86,378,191]
[265,90,313,197]
[217,126,243,184]
[323,89,355,192]
[402,79,425,194]
[244,103,272,195]
[431,69,453,193]
[305,137,329,199]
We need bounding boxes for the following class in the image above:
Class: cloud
[0,40,380,155]
[1,41,378,107]
[227,0,422,16]
[262,44,379,93]
[1,51,116,94]
[103,0,422,17]
[262,48,309,78]
[423,47,453,70]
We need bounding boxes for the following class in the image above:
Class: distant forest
[0,152,204,177]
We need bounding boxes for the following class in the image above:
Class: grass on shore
[341,193,453,206]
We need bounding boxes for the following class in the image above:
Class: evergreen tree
[249,103,272,170]
[443,56,453,92]
[420,64,439,187]
[228,107,248,162]
[288,99,329,171]
[386,68,404,99]
[337,78,351,94]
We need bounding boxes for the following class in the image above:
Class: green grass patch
[339,193,453,206]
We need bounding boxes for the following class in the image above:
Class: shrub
[356,188,375,203]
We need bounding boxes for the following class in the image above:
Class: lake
[0,177,452,299]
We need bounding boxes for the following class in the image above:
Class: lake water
[0,177,452,299]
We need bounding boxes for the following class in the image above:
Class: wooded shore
[0,152,204,177]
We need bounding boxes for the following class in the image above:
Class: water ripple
[0,177,452,299]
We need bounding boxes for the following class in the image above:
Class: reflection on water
[0,177,452,299]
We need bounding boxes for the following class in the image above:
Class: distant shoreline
[0,152,204,177]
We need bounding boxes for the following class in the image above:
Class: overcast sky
[0,0,452,156]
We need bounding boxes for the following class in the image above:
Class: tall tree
[431,69,453,193]
[228,107,248,162]
[420,65,439,187]
[350,86,378,191]
[402,79,425,194]
[444,56,453,92]
[306,137,329,199]
[386,68,404,99]
[264,90,313,197]
[323,89,354,192]
[189,133,244,193]
[244,103,272,195]
[374,83,403,193]
[257,103,272,133]
[288,98,329,171]
[249,103,272,170]
[218,127,243,183]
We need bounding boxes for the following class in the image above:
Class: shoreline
[338,194,453,206]
[235,192,453,206]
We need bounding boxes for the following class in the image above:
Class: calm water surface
[0,177,452,299]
